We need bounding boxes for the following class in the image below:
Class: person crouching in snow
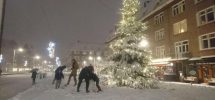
[77,65,102,93]
[54,65,66,89]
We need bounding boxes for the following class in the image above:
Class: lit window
[172,0,185,16]
[154,12,164,24]
[155,29,165,41]
[175,40,189,58]
[199,32,215,50]
[173,19,187,34]
[197,5,215,26]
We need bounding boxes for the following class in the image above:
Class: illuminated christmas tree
[103,0,158,89]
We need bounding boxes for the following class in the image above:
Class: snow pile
[8,76,215,100]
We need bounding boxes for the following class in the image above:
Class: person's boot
[97,85,102,92]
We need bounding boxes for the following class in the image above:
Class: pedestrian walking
[0,68,2,76]
[65,59,79,86]
[31,69,38,85]
[54,65,66,89]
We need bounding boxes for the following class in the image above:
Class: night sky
[3,0,121,57]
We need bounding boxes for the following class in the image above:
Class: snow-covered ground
[8,76,215,100]
[0,74,32,100]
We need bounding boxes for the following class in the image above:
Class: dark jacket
[91,73,99,82]
[79,66,94,79]
[55,66,66,80]
[31,71,37,79]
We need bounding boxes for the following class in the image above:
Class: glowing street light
[138,39,148,48]
[34,55,41,60]
[18,48,24,52]
[88,56,93,60]
[97,56,102,61]
[44,60,47,64]
[12,48,24,69]
[83,60,87,66]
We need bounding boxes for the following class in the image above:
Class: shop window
[187,65,197,76]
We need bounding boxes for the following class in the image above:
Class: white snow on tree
[102,0,158,89]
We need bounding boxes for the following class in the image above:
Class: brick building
[141,0,215,83]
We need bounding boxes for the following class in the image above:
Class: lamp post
[12,48,24,70]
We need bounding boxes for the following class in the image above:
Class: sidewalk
[160,81,215,89]
[8,76,215,100]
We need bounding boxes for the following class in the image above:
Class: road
[0,74,32,100]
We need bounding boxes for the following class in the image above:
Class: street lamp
[138,39,148,48]
[33,55,41,68]
[34,55,41,60]
[12,48,24,70]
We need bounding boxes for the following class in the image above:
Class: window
[173,19,187,34]
[172,0,185,16]
[154,12,164,24]
[175,40,189,58]
[156,46,165,58]
[194,0,202,4]
[197,5,215,26]
[155,29,165,41]
[199,32,215,50]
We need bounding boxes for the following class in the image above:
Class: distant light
[47,42,55,58]
[18,48,24,52]
[44,60,47,64]
[56,57,61,66]
[0,54,3,63]
[170,63,174,66]
[12,68,18,72]
[97,56,101,61]
[83,60,87,65]
[88,56,93,60]
[24,60,28,67]
[138,39,148,48]
[34,55,41,60]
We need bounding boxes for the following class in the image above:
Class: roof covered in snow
[137,0,173,20]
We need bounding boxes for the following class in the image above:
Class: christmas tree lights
[102,0,158,89]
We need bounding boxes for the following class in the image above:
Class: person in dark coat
[31,70,37,85]
[91,73,102,92]
[0,68,2,76]
[54,65,66,89]
[77,65,102,92]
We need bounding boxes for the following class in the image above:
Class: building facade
[141,0,215,83]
